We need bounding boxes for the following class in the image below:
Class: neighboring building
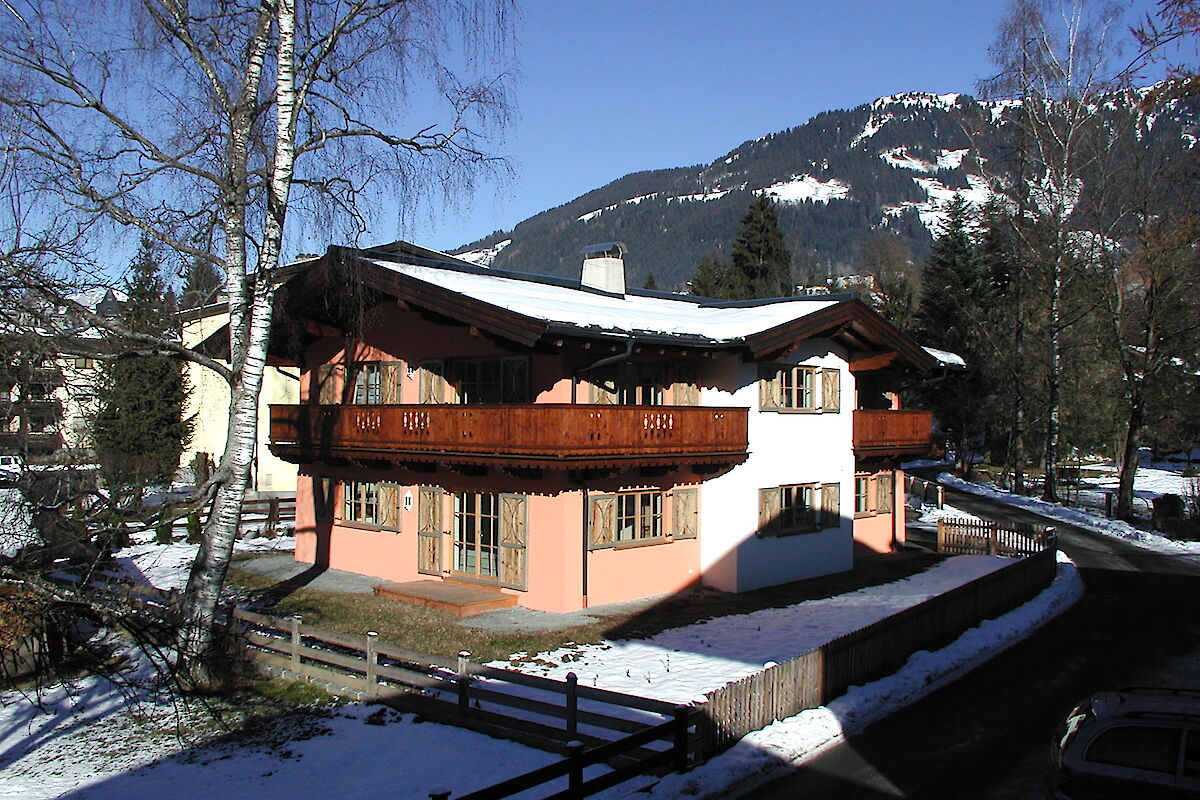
[180,301,300,493]
[0,291,118,461]
[266,241,941,612]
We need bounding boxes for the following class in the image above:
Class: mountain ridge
[453,88,1195,290]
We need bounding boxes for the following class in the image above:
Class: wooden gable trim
[848,351,900,373]
[744,299,936,371]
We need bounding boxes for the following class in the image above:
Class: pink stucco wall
[851,469,906,558]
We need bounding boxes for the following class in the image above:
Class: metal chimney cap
[580,242,626,259]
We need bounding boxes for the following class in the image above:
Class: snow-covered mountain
[454,90,1197,289]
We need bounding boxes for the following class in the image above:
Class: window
[854,471,894,518]
[759,482,841,535]
[616,490,664,542]
[343,481,380,525]
[589,488,686,548]
[353,364,382,404]
[73,358,96,370]
[1086,726,1180,774]
[759,364,840,412]
[779,367,815,409]
[454,492,501,579]
[855,475,871,516]
[590,363,666,406]
[421,357,529,404]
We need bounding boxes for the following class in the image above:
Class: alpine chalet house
[266,242,939,614]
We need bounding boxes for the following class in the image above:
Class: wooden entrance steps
[373,580,518,618]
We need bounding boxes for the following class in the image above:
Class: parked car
[1048,687,1200,799]
[0,454,23,484]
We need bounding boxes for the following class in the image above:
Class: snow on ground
[647,552,1083,800]
[0,656,558,800]
[757,174,851,204]
[110,535,295,591]
[0,487,35,557]
[493,556,1011,703]
[2,522,1082,799]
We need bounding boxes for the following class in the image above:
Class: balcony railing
[269,404,749,471]
[852,410,934,458]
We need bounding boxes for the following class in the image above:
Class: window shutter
[588,494,617,549]
[820,482,840,529]
[381,362,403,403]
[758,487,781,535]
[417,486,443,575]
[502,357,530,403]
[316,364,344,405]
[877,472,894,514]
[589,367,618,405]
[314,476,335,522]
[673,364,700,406]
[673,488,698,539]
[419,360,445,404]
[821,368,841,412]
[379,483,400,530]
[498,493,528,590]
[758,364,781,411]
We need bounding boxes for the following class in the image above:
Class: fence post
[673,705,692,772]
[987,524,997,556]
[936,518,944,552]
[691,695,710,759]
[290,615,303,673]
[565,671,578,739]
[457,650,471,715]
[365,631,378,698]
[937,485,944,508]
[566,740,585,796]
[266,497,280,538]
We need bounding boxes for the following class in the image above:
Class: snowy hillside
[454,88,1198,289]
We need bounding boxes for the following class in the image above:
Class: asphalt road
[745,488,1200,799]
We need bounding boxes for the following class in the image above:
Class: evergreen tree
[730,196,793,298]
[858,232,919,331]
[180,256,223,309]
[642,270,659,291]
[914,198,992,473]
[93,237,190,491]
[688,255,743,299]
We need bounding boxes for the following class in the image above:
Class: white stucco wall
[181,308,299,493]
[699,342,856,593]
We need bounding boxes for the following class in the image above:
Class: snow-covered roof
[923,346,967,369]
[366,257,843,344]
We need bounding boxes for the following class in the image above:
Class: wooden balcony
[852,410,934,459]
[269,404,749,472]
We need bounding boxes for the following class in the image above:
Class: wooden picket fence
[231,609,702,798]
[696,545,1057,755]
[936,516,1055,556]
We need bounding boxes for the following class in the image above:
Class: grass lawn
[226,551,944,663]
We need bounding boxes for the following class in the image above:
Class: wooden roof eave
[745,299,937,371]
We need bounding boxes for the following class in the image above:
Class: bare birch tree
[980,0,1122,502]
[0,0,514,685]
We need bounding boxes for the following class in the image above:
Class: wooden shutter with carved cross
[316,364,344,405]
[758,364,781,411]
[588,494,616,549]
[876,472,893,514]
[419,360,445,404]
[672,488,698,539]
[498,493,528,590]
[758,487,781,535]
[820,482,841,529]
[379,483,400,530]
[381,362,403,403]
[589,366,618,405]
[314,476,335,522]
[673,364,700,406]
[417,486,443,575]
[821,368,841,412]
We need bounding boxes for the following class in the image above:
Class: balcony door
[452,491,527,589]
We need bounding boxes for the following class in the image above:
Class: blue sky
[365,0,1165,253]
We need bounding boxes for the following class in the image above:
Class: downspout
[571,336,634,404]
[571,336,636,608]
